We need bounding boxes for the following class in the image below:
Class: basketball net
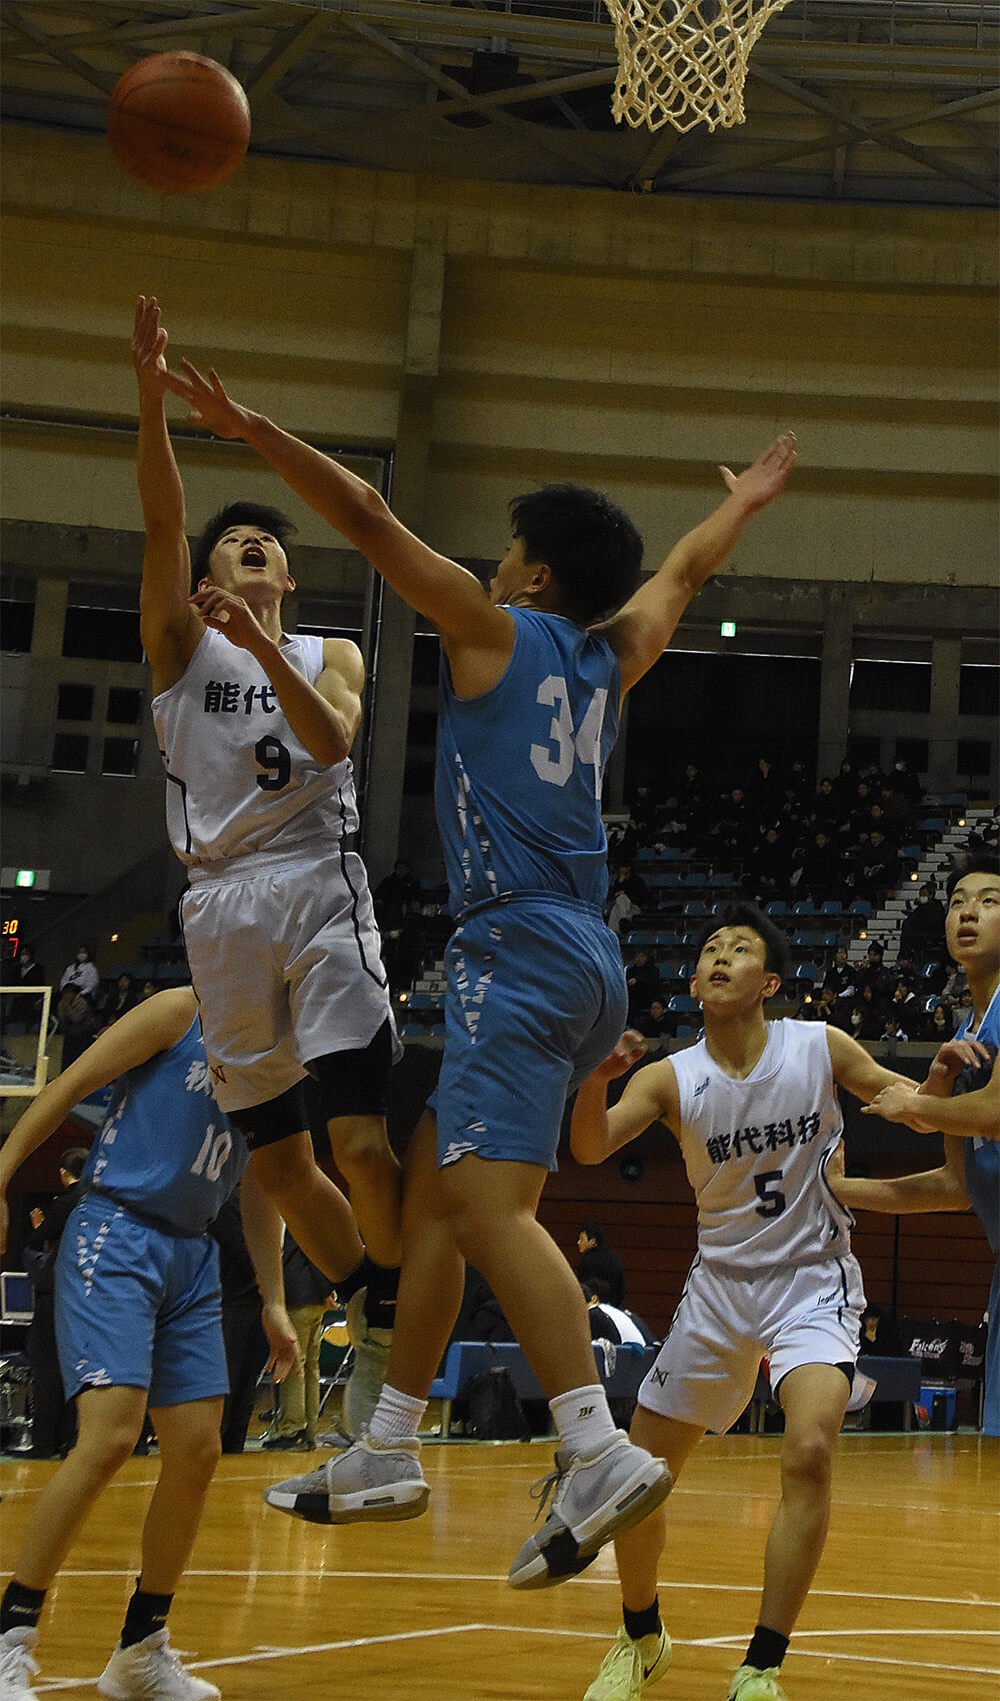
[603,0,793,134]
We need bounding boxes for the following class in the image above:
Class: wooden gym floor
[1,1430,997,1699]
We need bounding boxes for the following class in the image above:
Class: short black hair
[946,847,1000,900]
[190,502,297,589]
[508,484,643,623]
[692,901,791,981]
[60,1146,89,1178]
[579,1221,605,1244]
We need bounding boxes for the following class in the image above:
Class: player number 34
[529,677,608,797]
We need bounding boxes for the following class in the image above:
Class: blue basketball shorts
[432,898,627,1171]
[55,1199,228,1407]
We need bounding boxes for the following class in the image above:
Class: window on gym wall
[101,737,140,776]
[56,683,94,722]
[624,646,821,795]
[959,665,999,717]
[107,687,143,724]
[62,581,142,662]
[51,732,89,774]
[0,576,35,653]
[849,660,932,714]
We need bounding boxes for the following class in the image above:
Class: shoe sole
[264,1481,429,1525]
[508,1460,672,1590]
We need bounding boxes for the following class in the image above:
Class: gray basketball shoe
[264,1431,429,1524]
[508,1432,672,1589]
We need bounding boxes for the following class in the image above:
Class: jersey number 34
[529,678,608,798]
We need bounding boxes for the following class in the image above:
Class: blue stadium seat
[795,963,821,983]
[792,899,815,916]
[668,994,699,1014]
[819,900,843,916]
[849,900,872,918]
[765,901,787,916]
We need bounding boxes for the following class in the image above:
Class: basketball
[106,52,250,194]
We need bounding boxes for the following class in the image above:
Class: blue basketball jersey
[435,607,621,916]
[956,984,1000,1258]
[80,1016,247,1236]
[956,982,999,1436]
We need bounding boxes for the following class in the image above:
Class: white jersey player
[570,902,918,1701]
[132,296,401,1392]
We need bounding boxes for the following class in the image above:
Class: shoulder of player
[319,635,365,690]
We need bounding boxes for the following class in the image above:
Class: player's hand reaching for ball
[719,432,797,514]
[131,295,172,398]
[164,358,250,440]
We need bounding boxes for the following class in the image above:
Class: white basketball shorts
[638,1252,865,1435]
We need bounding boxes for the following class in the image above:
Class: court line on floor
[29,1619,1000,1692]
[48,1565,1000,1610]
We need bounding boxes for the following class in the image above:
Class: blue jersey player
[160,349,796,1583]
[0,989,295,1700]
[836,848,1000,1439]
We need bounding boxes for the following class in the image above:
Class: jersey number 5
[529,677,608,797]
[754,1170,787,1219]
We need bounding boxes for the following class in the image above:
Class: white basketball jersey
[151,630,359,867]
[670,1019,852,1272]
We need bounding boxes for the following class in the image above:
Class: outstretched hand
[597,1029,647,1083]
[131,295,172,398]
[926,1037,991,1085]
[719,432,797,513]
[162,358,250,440]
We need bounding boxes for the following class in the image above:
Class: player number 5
[753,1169,787,1219]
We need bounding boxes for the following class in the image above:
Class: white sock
[367,1383,427,1445]
[549,1385,618,1458]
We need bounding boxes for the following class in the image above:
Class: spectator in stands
[879,1012,910,1046]
[928,1001,955,1041]
[813,776,840,834]
[608,875,640,939]
[576,1223,626,1308]
[3,945,47,1033]
[830,756,857,813]
[794,828,842,905]
[857,942,893,1004]
[747,757,782,820]
[637,998,673,1043]
[374,858,419,931]
[581,1280,656,1347]
[626,950,660,1025]
[889,755,923,806]
[750,825,791,900]
[860,1304,902,1356]
[899,881,948,962]
[101,972,139,1027]
[855,826,900,906]
[632,784,659,835]
[58,946,99,1006]
[893,947,921,991]
[450,1264,516,1345]
[889,976,921,1030]
[826,944,855,1002]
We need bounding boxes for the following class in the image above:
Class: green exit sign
[15,869,36,888]
[720,621,737,638]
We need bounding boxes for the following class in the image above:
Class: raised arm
[164,359,512,656]
[131,298,203,693]
[570,1032,678,1166]
[0,989,195,1253]
[599,434,797,695]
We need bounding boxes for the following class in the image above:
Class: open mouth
[708,971,730,984]
[241,545,267,566]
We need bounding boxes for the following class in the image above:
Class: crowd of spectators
[608,755,978,1045]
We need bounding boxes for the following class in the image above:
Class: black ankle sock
[120,1585,174,1649]
[745,1625,789,1672]
[360,1256,399,1329]
[623,1597,661,1642]
[1,1580,46,1634]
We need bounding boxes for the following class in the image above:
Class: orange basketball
[107,52,250,194]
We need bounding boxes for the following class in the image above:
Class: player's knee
[81,1418,141,1476]
[164,1422,222,1487]
[329,1118,395,1182]
[781,1425,834,1491]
